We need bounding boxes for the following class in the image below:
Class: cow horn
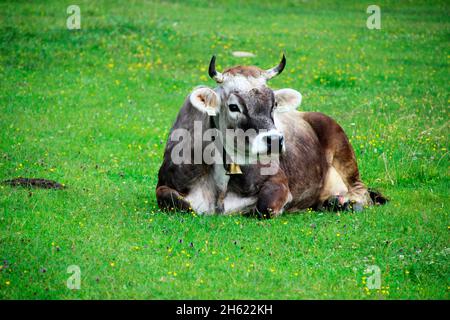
[264,54,286,80]
[208,55,224,83]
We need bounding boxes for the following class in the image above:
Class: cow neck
[209,116,243,175]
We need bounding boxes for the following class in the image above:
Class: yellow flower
[110,262,115,267]
[5,281,10,285]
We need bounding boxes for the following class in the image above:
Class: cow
[156,55,386,218]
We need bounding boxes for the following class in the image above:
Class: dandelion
[110,262,115,267]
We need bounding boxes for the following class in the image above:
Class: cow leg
[255,175,292,219]
[319,166,348,200]
[329,128,372,209]
[156,185,193,212]
[302,112,372,211]
[318,165,371,212]
[346,181,372,210]
[332,151,372,210]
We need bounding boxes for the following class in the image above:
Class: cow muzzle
[251,129,285,156]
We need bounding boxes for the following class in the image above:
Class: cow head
[189,55,302,162]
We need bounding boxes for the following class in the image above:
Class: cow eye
[228,104,240,112]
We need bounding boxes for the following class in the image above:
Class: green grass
[0,0,449,299]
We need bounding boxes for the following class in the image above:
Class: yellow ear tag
[227,163,243,175]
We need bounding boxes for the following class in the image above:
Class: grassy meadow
[0,0,449,299]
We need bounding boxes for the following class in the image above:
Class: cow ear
[189,87,220,116]
[274,88,302,113]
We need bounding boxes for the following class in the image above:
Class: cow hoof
[352,202,364,212]
[257,212,273,220]
[322,196,345,211]
[322,196,364,212]
[254,208,276,220]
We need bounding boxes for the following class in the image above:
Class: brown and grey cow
[156,55,386,217]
